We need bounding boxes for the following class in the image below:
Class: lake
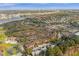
[0,17,25,24]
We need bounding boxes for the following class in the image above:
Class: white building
[75,32,79,36]
[32,43,55,56]
[5,37,17,44]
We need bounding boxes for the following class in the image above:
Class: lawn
[0,43,17,56]
[0,27,7,41]
[74,52,79,56]
[0,33,7,41]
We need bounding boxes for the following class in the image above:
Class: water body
[0,17,25,24]
[0,15,35,24]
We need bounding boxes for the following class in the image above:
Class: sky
[0,3,79,10]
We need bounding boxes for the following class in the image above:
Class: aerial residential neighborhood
[0,3,79,56]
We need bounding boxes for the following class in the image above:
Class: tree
[46,46,62,56]
[73,36,79,44]
[0,32,7,42]
[18,37,28,44]
[24,48,32,55]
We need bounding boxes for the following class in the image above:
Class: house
[75,32,79,36]
[24,39,49,49]
[5,36,17,44]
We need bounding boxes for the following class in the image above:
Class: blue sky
[0,3,79,10]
